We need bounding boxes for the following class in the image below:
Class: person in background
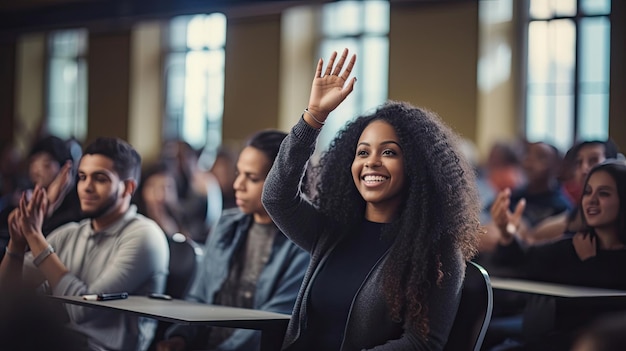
[134,162,187,238]
[489,139,620,248]
[489,160,626,350]
[210,147,238,210]
[157,130,309,351]
[0,137,169,351]
[160,140,222,244]
[262,49,482,350]
[481,141,572,255]
[0,135,83,261]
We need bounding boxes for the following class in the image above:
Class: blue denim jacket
[166,208,309,351]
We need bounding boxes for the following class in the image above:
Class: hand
[46,160,73,217]
[573,232,596,261]
[7,208,27,252]
[490,188,525,243]
[16,186,48,239]
[156,337,186,351]
[306,48,357,125]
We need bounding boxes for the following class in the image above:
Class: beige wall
[14,33,45,154]
[222,14,282,149]
[86,30,131,145]
[128,21,163,165]
[388,2,479,144]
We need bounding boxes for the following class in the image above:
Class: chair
[148,233,203,351]
[165,233,203,299]
[443,261,493,351]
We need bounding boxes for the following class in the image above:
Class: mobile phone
[148,292,172,300]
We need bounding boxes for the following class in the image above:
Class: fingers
[340,53,357,80]
[315,57,323,78]
[331,48,348,76]
[511,198,526,224]
[323,51,338,77]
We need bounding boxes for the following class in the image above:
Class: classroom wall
[86,29,131,145]
[388,1,479,144]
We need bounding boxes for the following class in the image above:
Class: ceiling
[0,0,472,36]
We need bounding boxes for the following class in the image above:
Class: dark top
[303,220,392,351]
[493,236,626,289]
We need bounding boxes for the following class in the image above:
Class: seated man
[0,137,170,351]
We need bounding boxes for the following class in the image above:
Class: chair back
[443,261,493,351]
[165,233,203,299]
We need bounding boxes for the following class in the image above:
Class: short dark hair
[29,136,72,166]
[83,137,142,183]
[571,139,620,160]
[245,129,288,167]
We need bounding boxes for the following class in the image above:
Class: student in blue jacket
[158,130,309,351]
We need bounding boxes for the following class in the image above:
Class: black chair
[165,233,203,299]
[444,261,493,351]
[148,233,203,351]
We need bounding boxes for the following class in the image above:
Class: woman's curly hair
[309,101,482,337]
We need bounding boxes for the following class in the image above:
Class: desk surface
[50,295,291,330]
[490,277,626,298]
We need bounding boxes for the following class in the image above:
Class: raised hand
[305,48,357,126]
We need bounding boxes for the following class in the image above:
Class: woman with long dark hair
[262,49,482,350]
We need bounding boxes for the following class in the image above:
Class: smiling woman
[489,159,626,349]
[262,48,483,351]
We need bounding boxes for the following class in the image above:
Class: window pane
[554,0,576,17]
[527,21,549,84]
[206,13,227,48]
[578,93,608,140]
[165,13,226,154]
[551,19,575,85]
[361,36,388,112]
[322,1,362,36]
[169,16,189,50]
[47,29,88,141]
[581,0,611,15]
[529,0,551,19]
[364,1,389,33]
[580,17,610,87]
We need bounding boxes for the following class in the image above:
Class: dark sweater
[262,117,464,351]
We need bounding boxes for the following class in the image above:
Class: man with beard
[0,137,169,351]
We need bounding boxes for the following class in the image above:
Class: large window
[164,13,226,158]
[525,0,610,151]
[317,0,390,149]
[46,29,88,141]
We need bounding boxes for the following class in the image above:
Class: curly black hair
[310,100,482,337]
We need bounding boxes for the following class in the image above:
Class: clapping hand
[490,188,526,244]
[17,185,48,240]
[305,48,357,127]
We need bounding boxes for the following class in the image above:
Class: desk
[490,277,626,298]
[50,295,291,351]
[490,277,626,347]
